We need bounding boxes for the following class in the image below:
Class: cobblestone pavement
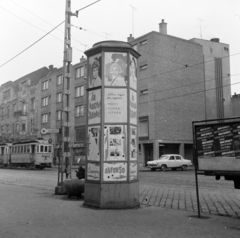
[0,166,240,219]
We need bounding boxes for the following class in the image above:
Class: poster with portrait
[87,126,100,161]
[129,162,138,180]
[88,89,101,125]
[87,163,100,181]
[104,88,127,123]
[88,53,102,88]
[129,54,137,90]
[104,125,127,161]
[130,90,137,125]
[104,52,127,86]
[130,126,137,161]
[103,162,127,181]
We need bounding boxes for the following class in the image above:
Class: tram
[0,143,12,167]
[10,140,53,169]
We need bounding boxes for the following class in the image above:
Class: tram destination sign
[195,121,240,172]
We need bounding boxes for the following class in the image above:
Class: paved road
[0,166,240,218]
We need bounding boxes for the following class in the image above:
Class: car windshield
[157,155,169,160]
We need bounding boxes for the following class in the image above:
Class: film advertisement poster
[105,88,127,123]
[196,123,240,171]
[104,125,127,161]
[130,126,137,161]
[88,53,102,88]
[129,162,138,180]
[88,89,101,124]
[130,90,137,125]
[104,52,127,87]
[103,162,127,181]
[87,126,100,161]
[87,163,100,181]
[129,54,137,90]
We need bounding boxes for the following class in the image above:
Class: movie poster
[129,162,138,180]
[104,52,127,87]
[87,163,100,181]
[130,90,137,125]
[130,126,137,161]
[104,125,127,161]
[87,126,100,161]
[88,89,101,125]
[103,162,127,181]
[129,54,137,90]
[104,88,127,123]
[88,53,102,88]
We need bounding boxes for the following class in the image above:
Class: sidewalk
[0,183,239,238]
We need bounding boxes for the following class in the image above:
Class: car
[147,154,192,171]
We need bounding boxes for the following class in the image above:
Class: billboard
[194,120,240,171]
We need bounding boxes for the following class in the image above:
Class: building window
[42,80,49,90]
[12,123,15,134]
[75,105,84,117]
[76,66,84,78]
[7,106,10,118]
[76,127,85,141]
[57,110,62,121]
[75,86,84,97]
[22,120,26,132]
[57,75,63,85]
[31,98,36,110]
[22,104,27,116]
[42,97,49,107]
[42,114,48,123]
[140,64,148,70]
[57,92,62,103]
[16,123,19,133]
[140,89,148,95]
[140,39,147,45]
[139,116,149,139]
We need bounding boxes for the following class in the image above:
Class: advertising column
[84,41,140,209]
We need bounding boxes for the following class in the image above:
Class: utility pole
[55,0,78,194]
[130,5,136,37]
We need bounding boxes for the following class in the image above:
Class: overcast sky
[1,0,240,94]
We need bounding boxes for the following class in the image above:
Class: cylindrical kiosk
[84,41,140,209]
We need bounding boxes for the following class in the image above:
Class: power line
[0,21,65,68]
[139,79,240,104]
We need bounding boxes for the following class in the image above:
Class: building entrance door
[145,144,153,166]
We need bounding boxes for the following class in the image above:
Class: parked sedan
[147,154,192,171]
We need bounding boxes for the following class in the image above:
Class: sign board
[46,129,59,133]
[194,119,240,172]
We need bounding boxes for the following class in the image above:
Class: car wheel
[161,165,167,171]
[181,165,187,171]
[151,168,156,171]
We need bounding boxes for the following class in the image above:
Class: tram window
[27,145,30,153]
[49,146,52,152]
[40,146,44,152]
[44,146,47,152]
[36,146,38,153]
[24,145,26,153]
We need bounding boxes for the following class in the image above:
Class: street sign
[46,129,59,133]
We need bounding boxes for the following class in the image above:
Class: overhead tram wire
[139,79,240,104]
[0,0,101,68]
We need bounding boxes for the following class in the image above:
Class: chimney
[80,55,86,62]
[127,34,135,42]
[49,65,53,71]
[210,38,220,43]
[159,19,167,35]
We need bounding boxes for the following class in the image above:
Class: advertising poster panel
[129,54,137,90]
[87,163,100,181]
[87,126,100,161]
[103,162,127,181]
[104,88,127,123]
[88,53,102,88]
[129,162,138,180]
[104,125,127,161]
[88,89,101,125]
[104,52,127,87]
[130,90,137,125]
[130,126,137,161]
[196,122,240,171]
